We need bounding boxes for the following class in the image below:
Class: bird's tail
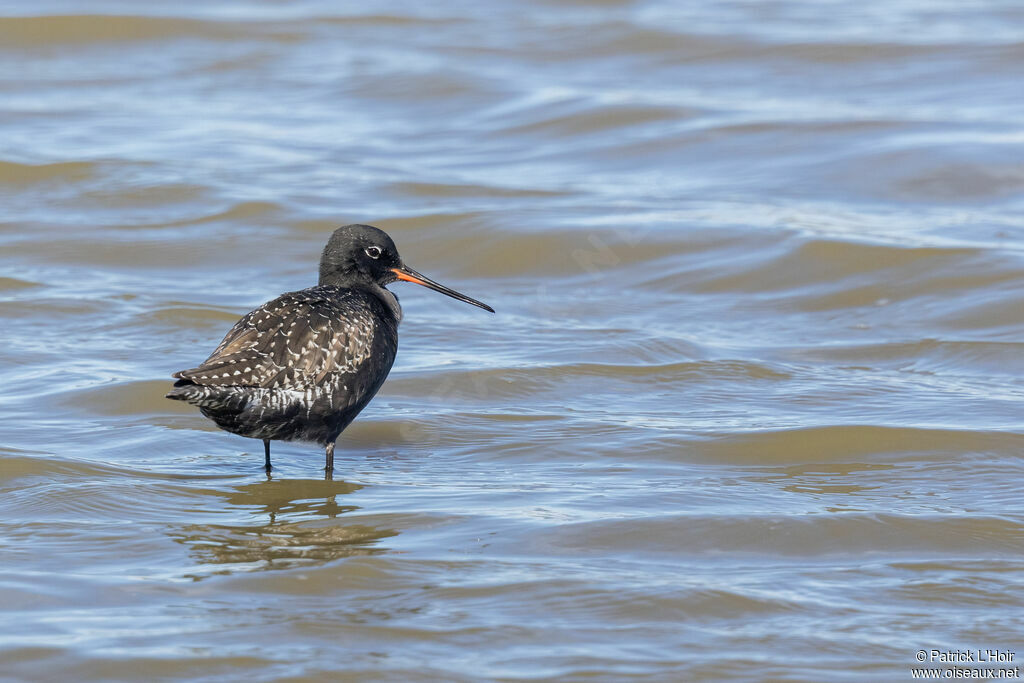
[166,379,255,417]
[165,379,208,404]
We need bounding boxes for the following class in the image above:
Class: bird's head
[319,224,494,313]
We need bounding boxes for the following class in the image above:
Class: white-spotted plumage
[168,285,399,446]
[167,223,491,472]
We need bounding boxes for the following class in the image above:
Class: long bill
[391,265,495,313]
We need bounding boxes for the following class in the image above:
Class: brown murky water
[2,2,1023,681]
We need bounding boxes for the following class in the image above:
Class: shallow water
[1,1,1023,681]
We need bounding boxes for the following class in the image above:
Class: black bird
[166,224,493,472]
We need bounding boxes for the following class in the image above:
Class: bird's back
[167,285,399,444]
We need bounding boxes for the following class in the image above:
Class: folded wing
[172,289,376,391]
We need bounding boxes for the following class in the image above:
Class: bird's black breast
[168,285,399,444]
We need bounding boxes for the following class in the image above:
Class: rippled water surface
[2,1,1023,681]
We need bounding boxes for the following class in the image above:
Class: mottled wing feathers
[206,315,260,360]
[173,288,376,390]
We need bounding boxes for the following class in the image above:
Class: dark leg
[325,442,335,472]
[263,440,272,472]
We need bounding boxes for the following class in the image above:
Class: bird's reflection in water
[173,476,397,573]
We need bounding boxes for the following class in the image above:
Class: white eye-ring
[365,246,382,259]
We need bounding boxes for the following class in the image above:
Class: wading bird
[167,224,493,472]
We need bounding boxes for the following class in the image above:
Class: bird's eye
[365,246,382,259]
